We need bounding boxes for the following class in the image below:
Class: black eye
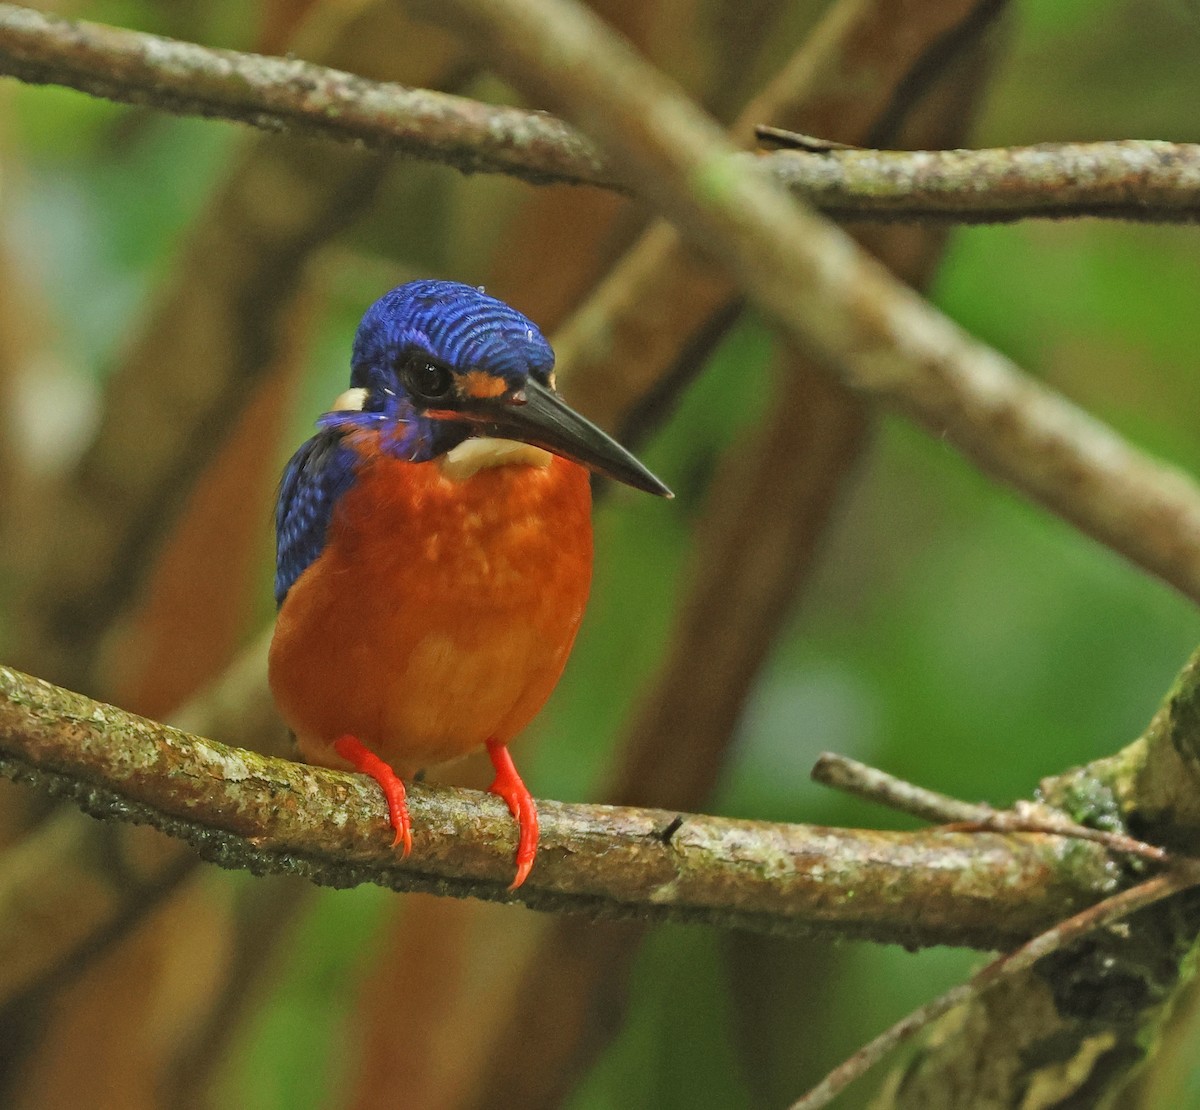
[399,354,455,404]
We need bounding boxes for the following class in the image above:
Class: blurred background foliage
[4,0,1200,1107]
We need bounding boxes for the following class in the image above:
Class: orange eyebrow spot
[461,370,509,399]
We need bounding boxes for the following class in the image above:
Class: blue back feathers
[274,431,358,605]
[274,280,554,605]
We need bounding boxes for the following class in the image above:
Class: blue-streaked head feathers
[350,279,555,397]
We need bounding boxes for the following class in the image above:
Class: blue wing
[274,430,359,606]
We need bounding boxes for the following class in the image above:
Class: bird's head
[321,280,671,497]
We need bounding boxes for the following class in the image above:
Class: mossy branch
[0,663,1126,949]
[3,5,1200,222]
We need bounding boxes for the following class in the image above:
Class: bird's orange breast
[268,445,593,776]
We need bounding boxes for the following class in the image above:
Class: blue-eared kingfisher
[269,280,671,888]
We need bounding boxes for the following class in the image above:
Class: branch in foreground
[0,664,1122,949]
[419,0,1200,609]
[4,5,1200,223]
[461,8,991,1103]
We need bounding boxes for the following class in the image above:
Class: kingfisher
[268,280,671,888]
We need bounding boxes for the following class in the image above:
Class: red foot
[334,735,412,857]
[486,739,539,889]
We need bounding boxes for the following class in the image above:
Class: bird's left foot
[334,735,412,857]
[485,739,539,890]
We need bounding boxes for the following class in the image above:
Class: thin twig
[812,751,994,825]
[756,127,860,152]
[942,805,1170,865]
[813,752,1170,864]
[789,863,1200,1110]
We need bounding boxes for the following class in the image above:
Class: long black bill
[468,379,672,498]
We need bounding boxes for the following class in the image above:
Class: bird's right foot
[485,738,539,890]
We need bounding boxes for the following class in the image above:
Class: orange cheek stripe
[460,370,509,399]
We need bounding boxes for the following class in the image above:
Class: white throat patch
[440,437,552,481]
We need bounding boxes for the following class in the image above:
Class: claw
[334,735,412,857]
[485,738,539,889]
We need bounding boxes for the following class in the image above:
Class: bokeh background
[3,0,1200,1107]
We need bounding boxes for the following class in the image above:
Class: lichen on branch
[0,663,1122,948]
[3,5,1200,222]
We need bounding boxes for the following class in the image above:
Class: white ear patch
[331,387,368,412]
[440,437,552,481]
